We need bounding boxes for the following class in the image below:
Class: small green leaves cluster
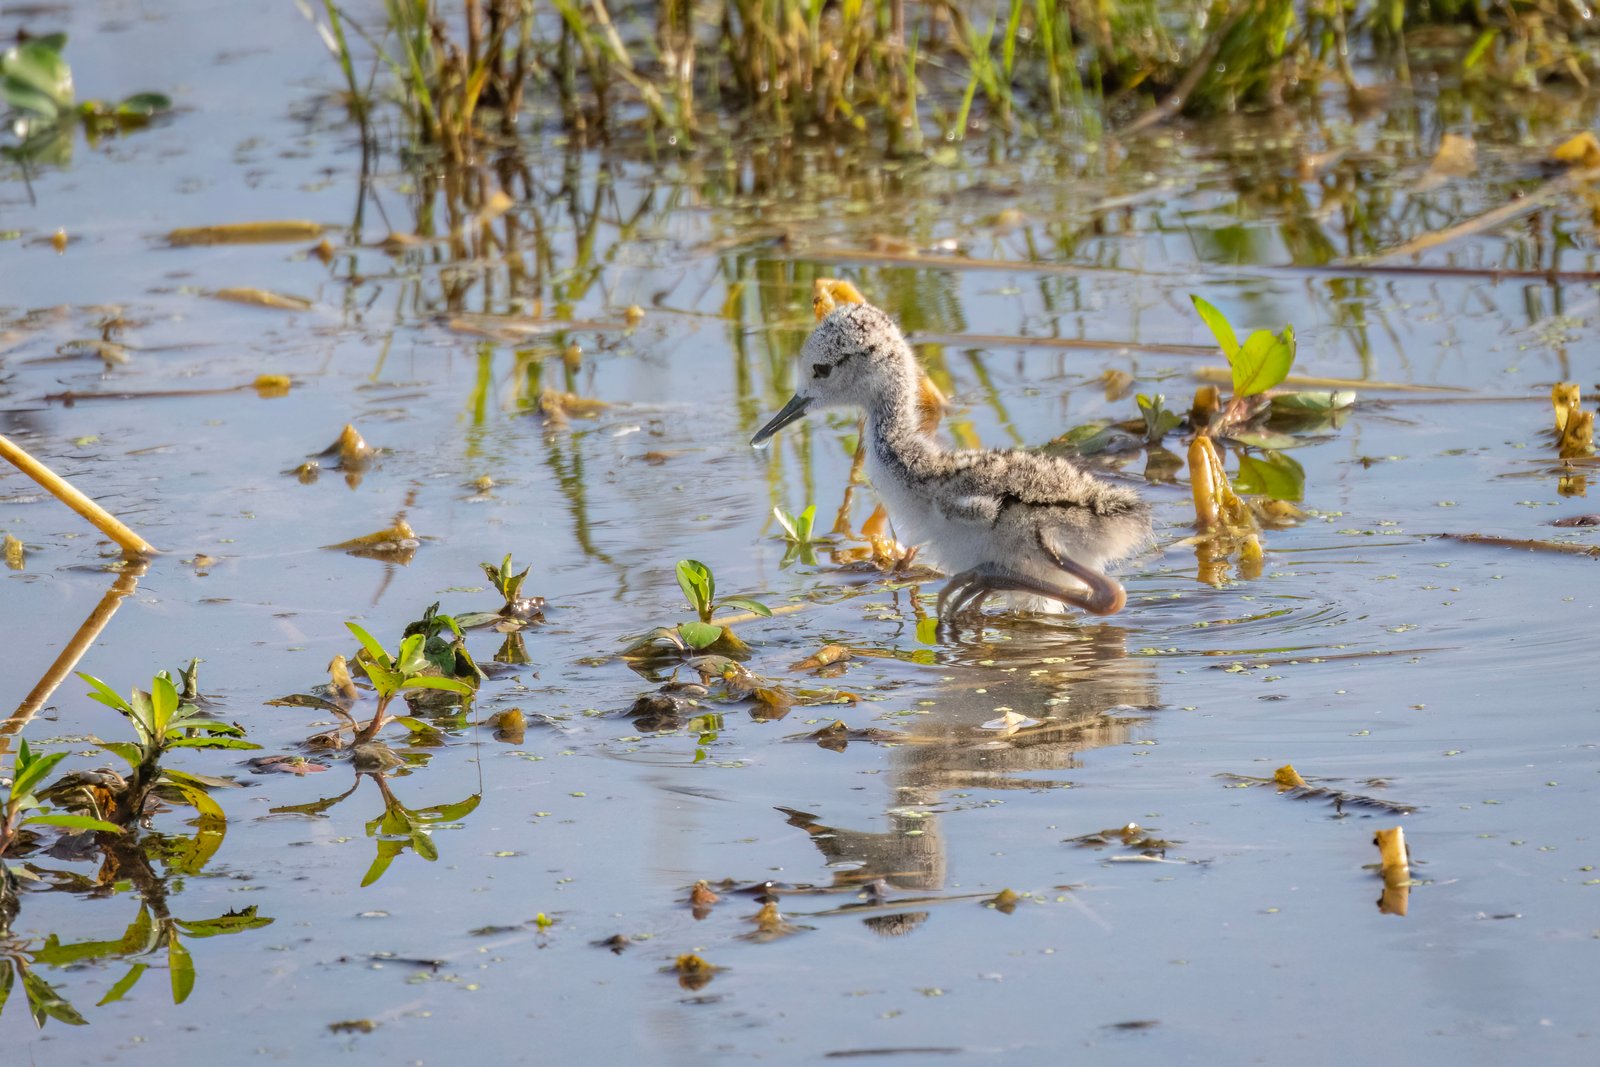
[774,504,830,566]
[2,738,123,851]
[346,621,477,704]
[676,559,771,649]
[1,37,73,121]
[772,505,820,545]
[1,34,170,164]
[77,668,257,826]
[1135,394,1182,444]
[482,553,531,611]
[80,671,253,760]
[1191,295,1296,398]
[623,559,775,658]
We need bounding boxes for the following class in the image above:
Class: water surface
[3,3,1598,1062]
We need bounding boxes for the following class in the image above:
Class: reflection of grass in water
[300,6,1600,588]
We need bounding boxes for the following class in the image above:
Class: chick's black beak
[751,394,812,447]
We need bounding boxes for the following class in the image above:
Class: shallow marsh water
[3,2,1599,1062]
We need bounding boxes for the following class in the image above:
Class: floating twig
[209,287,313,311]
[1217,764,1417,815]
[1348,167,1600,265]
[805,247,1148,277]
[910,332,1216,357]
[166,220,325,245]
[41,376,290,404]
[1282,262,1600,283]
[1191,367,1466,393]
[708,601,811,627]
[1368,394,1547,406]
[1437,532,1600,557]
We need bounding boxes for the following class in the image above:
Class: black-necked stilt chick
[752,303,1151,619]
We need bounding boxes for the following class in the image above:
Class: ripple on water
[1114,530,1590,677]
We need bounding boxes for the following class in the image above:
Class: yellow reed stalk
[1374,826,1409,884]
[1374,825,1411,916]
[1552,381,1580,429]
[1188,435,1220,529]
[0,434,156,556]
[1553,382,1594,456]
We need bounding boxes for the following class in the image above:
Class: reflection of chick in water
[778,624,1159,896]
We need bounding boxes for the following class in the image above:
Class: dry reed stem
[0,433,157,556]
[1190,367,1466,393]
[1354,167,1600,264]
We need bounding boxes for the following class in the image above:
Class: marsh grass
[310,0,1600,153]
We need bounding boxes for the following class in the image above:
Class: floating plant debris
[1217,764,1417,815]
[208,287,312,311]
[166,221,325,246]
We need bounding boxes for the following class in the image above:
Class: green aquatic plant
[311,0,530,164]
[1190,295,1296,402]
[772,504,819,546]
[1050,391,1185,457]
[455,554,545,630]
[0,37,73,123]
[1135,394,1183,446]
[621,559,772,661]
[1,739,124,853]
[400,603,486,686]
[266,612,481,747]
[773,504,830,567]
[2,738,125,923]
[674,559,771,646]
[74,669,256,829]
[482,553,533,611]
[4,669,249,933]
[1232,451,1307,503]
[1182,0,1297,117]
[306,0,1600,158]
[0,35,170,175]
[450,555,546,663]
[346,615,479,742]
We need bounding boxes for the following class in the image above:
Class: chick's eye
[812,363,832,379]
